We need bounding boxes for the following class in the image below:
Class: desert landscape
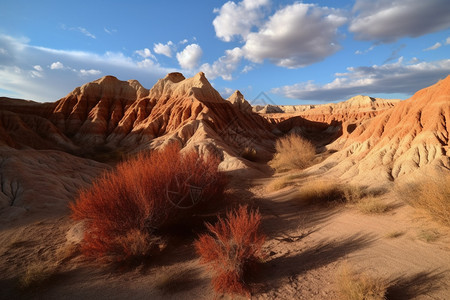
[0,71,448,299]
[1,1,450,299]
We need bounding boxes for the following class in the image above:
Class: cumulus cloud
[135,48,156,60]
[200,47,243,80]
[447,37,450,45]
[213,0,270,42]
[271,57,450,101]
[424,42,442,51]
[153,41,174,57]
[0,34,173,102]
[50,61,64,70]
[176,44,203,70]
[350,0,450,43]
[242,3,347,68]
[33,65,43,71]
[79,69,101,76]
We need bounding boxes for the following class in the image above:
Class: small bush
[269,134,315,172]
[267,176,290,192]
[70,143,225,260]
[398,174,450,227]
[385,231,404,239]
[337,263,387,300]
[195,205,266,297]
[356,197,390,214]
[418,229,440,243]
[296,181,347,205]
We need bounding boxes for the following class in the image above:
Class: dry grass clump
[267,176,290,192]
[337,263,387,300]
[398,174,450,227]
[296,182,390,214]
[19,261,57,290]
[418,229,440,243]
[71,143,225,260]
[269,134,316,172]
[355,197,390,214]
[195,205,266,297]
[296,181,347,205]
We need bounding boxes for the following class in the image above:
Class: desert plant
[195,205,266,296]
[296,181,347,205]
[337,263,387,300]
[269,134,316,172]
[267,176,290,192]
[398,174,450,227]
[70,143,225,260]
[385,231,404,239]
[355,197,390,214]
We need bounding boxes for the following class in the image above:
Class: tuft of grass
[356,197,390,214]
[269,134,316,172]
[418,229,440,243]
[398,174,450,227]
[267,176,290,192]
[195,205,266,297]
[70,143,226,261]
[296,181,347,205]
[337,263,387,300]
[19,261,57,290]
[385,231,404,239]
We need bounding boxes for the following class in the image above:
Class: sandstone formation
[313,76,450,183]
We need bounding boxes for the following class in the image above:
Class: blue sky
[0,0,449,104]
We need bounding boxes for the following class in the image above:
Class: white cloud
[0,34,173,102]
[271,58,450,101]
[180,39,188,45]
[135,48,156,60]
[50,61,64,70]
[0,48,8,55]
[355,45,375,55]
[104,27,117,35]
[176,44,203,70]
[242,3,347,68]
[221,87,235,98]
[446,37,450,45]
[350,0,450,43]
[200,47,243,80]
[153,41,174,57]
[213,0,270,42]
[424,42,442,51]
[79,69,101,76]
[77,27,96,39]
[33,65,43,71]
[241,65,254,73]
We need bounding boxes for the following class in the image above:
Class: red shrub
[70,143,225,260]
[195,205,266,296]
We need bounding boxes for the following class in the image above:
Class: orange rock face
[319,76,450,182]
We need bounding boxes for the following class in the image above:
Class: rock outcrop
[315,76,450,183]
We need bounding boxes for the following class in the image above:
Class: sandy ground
[0,167,449,300]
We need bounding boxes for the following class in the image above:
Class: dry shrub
[269,134,315,172]
[296,181,347,205]
[267,176,290,192]
[70,143,225,260]
[337,263,387,300]
[356,197,390,214]
[195,205,266,297]
[398,174,450,227]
